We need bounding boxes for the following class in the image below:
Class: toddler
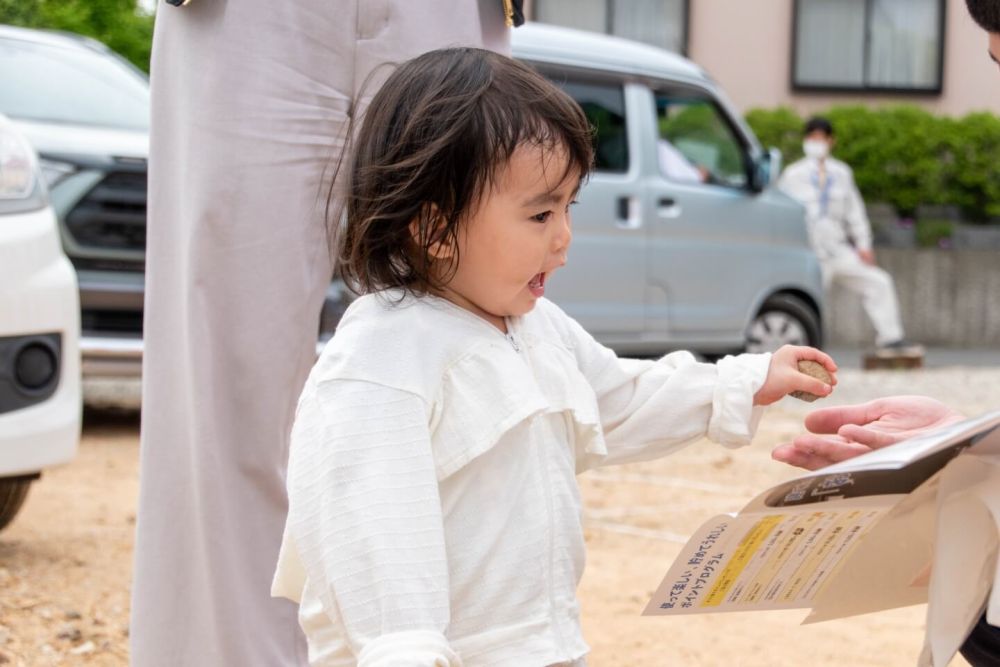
[273,47,837,666]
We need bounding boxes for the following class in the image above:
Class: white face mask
[803,139,830,160]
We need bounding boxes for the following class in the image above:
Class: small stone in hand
[790,360,832,403]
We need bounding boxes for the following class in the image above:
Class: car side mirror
[750,147,783,193]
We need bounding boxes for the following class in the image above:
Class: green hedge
[745,105,1000,223]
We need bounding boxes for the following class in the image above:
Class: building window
[534,0,689,54]
[792,0,945,93]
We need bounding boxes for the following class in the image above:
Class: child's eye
[531,211,552,223]
[566,199,579,211]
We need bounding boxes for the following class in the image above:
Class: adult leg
[132,2,348,664]
[132,1,507,665]
[827,254,905,346]
[352,0,509,102]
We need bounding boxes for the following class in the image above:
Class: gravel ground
[2,363,997,665]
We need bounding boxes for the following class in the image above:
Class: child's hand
[753,345,838,406]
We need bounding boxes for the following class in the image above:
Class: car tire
[0,477,32,531]
[745,294,822,354]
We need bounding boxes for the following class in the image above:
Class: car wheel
[0,477,33,531]
[745,294,822,354]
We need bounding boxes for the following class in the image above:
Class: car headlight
[0,115,48,214]
[37,157,78,190]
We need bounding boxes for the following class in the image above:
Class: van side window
[655,92,748,189]
[558,80,628,173]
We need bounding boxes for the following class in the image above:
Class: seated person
[779,116,921,356]
[657,137,709,184]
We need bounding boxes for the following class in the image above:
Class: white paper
[644,498,890,616]
[645,409,1000,629]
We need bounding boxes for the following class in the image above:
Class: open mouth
[528,272,546,296]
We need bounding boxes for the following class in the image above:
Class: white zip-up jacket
[272,292,771,666]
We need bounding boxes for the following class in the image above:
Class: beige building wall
[686,0,1000,116]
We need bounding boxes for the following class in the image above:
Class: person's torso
[295,293,602,665]
[782,158,857,258]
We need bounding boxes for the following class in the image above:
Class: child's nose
[553,212,572,258]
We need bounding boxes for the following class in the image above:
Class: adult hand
[752,345,838,407]
[857,248,876,265]
[772,395,966,471]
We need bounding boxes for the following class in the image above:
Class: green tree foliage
[0,0,154,73]
[747,105,1000,223]
[744,106,802,166]
[945,112,1000,221]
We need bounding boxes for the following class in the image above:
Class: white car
[0,113,81,530]
[0,24,349,379]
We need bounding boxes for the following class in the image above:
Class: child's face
[436,143,579,331]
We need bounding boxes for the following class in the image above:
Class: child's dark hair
[966,0,1000,33]
[337,47,594,295]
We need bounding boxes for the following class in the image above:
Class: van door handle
[657,197,682,219]
[615,196,642,230]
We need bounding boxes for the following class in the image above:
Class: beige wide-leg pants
[822,251,905,346]
[132,3,508,665]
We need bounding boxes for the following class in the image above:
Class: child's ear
[409,203,455,260]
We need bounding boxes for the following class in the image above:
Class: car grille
[70,256,144,273]
[81,309,143,335]
[64,171,147,253]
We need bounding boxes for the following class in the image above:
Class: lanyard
[810,169,834,218]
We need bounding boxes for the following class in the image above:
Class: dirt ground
[2,365,997,666]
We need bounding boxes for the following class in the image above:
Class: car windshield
[0,35,149,130]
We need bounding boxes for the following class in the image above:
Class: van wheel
[0,477,33,531]
[745,294,821,353]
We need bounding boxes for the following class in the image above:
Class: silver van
[513,24,823,355]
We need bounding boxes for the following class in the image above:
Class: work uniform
[780,156,905,347]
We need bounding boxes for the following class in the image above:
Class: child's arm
[285,380,458,666]
[582,347,771,464]
[547,304,834,468]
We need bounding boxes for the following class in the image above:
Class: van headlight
[0,117,48,214]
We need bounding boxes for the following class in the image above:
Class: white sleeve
[658,139,704,183]
[777,166,802,202]
[779,165,815,216]
[556,311,771,467]
[286,379,458,666]
[843,167,873,251]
